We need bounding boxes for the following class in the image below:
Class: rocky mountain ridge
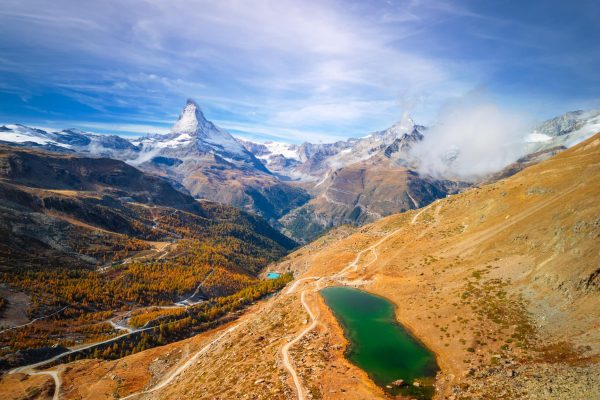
[0,100,309,225]
[2,103,599,242]
[5,132,597,400]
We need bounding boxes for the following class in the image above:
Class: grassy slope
[0,145,297,362]
[289,132,600,398]
[2,133,598,399]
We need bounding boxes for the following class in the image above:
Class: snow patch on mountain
[259,141,300,160]
[525,132,552,143]
[0,124,69,148]
[170,100,204,135]
[142,133,194,149]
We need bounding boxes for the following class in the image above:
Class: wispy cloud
[0,0,598,141]
[216,120,343,144]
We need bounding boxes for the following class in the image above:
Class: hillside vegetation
[0,146,295,365]
[95,132,598,400]
[1,134,598,399]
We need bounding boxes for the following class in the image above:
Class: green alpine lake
[320,286,439,399]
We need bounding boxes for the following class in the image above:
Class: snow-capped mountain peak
[166,99,256,161]
[129,99,270,173]
[376,112,416,142]
[170,98,209,136]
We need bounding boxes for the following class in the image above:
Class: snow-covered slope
[240,113,424,184]
[0,124,139,158]
[0,100,267,173]
[132,99,267,172]
[0,124,69,148]
[168,99,254,158]
[525,109,600,149]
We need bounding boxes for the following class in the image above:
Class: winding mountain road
[281,202,437,399]
[30,370,61,400]
[120,323,242,399]
[7,201,441,400]
[10,326,155,375]
[8,323,155,400]
[176,268,214,307]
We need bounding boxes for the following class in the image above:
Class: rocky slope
[0,100,310,225]
[131,100,310,224]
[0,145,299,371]
[5,131,597,400]
[2,106,599,243]
[271,131,600,399]
[276,121,467,241]
[279,156,462,242]
[0,145,295,270]
[243,109,600,241]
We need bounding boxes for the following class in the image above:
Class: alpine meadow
[0,1,598,399]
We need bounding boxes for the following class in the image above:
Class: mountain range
[0,100,599,400]
[1,100,599,242]
[3,130,597,400]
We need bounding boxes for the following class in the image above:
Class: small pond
[321,286,439,399]
[266,272,281,279]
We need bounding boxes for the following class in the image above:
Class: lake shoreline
[320,286,439,399]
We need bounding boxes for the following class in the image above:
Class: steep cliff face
[130,100,309,222]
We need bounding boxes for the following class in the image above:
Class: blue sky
[0,0,598,143]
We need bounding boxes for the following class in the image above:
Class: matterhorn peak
[171,98,209,135]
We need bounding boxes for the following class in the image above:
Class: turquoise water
[321,286,439,398]
[266,272,281,279]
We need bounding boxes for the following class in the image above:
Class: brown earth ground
[1,134,599,399]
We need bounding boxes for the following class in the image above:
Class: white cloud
[272,100,398,126]
[217,120,342,144]
[409,94,534,179]
[9,0,584,143]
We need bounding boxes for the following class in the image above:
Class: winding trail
[281,281,321,400]
[120,323,242,400]
[176,268,215,307]
[0,306,68,335]
[285,277,320,295]
[446,183,581,256]
[281,202,438,399]
[30,370,61,400]
[10,326,155,376]
[411,202,432,225]
[8,322,157,400]
[335,222,407,277]
[108,311,134,333]
[7,201,441,400]
[7,263,220,397]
